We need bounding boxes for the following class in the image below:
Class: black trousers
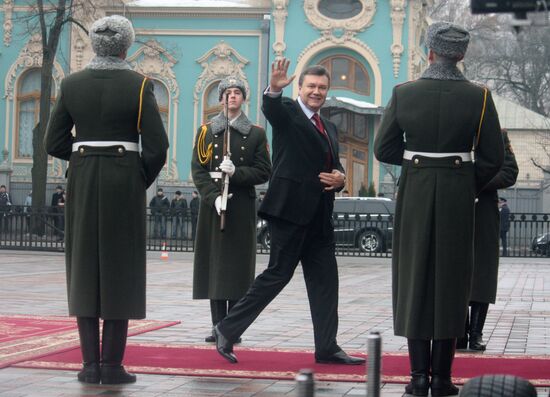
[500,230,508,256]
[218,197,340,356]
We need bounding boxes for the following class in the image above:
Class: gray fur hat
[89,15,135,57]
[218,76,247,101]
[426,22,470,59]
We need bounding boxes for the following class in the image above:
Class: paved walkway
[0,251,549,396]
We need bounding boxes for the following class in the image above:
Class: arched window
[152,79,169,132]
[320,56,370,95]
[203,81,222,123]
[16,69,55,159]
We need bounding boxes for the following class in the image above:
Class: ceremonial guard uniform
[374,22,504,396]
[191,77,271,341]
[45,16,169,385]
[458,130,518,351]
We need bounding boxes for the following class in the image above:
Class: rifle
[220,92,231,231]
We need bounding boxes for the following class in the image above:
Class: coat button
[79,147,84,154]
[414,158,419,164]
[118,147,124,154]
[243,136,247,139]
[241,146,245,150]
[214,144,218,148]
[455,159,460,165]
[475,198,479,203]
[214,155,219,159]
[215,167,219,170]
[214,179,219,182]
[240,157,244,161]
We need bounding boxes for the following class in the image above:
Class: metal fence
[0,205,549,258]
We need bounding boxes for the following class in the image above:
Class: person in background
[499,197,511,257]
[170,191,187,239]
[191,76,271,344]
[189,191,199,241]
[149,188,170,239]
[458,130,518,352]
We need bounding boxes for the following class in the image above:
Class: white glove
[215,196,222,216]
[220,158,236,177]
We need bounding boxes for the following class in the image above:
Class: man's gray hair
[89,15,135,57]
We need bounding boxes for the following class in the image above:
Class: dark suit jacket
[259,94,344,226]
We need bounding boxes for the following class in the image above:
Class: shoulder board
[200,122,212,129]
[395,80,417,89]
[252,124,265,130]
[470,80,489,91]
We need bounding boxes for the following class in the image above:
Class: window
[318,0,363,19]
[16,69,55,159]
[320,56,370,95]
[152,80,169,132]
[321,107,368,143]
[203,81,222,123]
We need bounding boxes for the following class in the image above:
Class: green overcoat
[374,73,504,339]
[471,132,518,303]
[191,112,271,300]
[44,68,169,319]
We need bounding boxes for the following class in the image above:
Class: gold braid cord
[197,125,213,165]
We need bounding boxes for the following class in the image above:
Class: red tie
[312,113,325,135]
[311,113,333,170]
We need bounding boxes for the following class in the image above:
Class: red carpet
[13,343,550,386]
[0,315,179,368]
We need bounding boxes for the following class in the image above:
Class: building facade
[1,0,433,203]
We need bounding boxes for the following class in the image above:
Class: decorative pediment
[194,41,250,102]
[5,34,65,100]
[128,39,179,100]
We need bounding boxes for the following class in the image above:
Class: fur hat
[89,15,135,57]
[218,76,247,101]
[426,22,470,59]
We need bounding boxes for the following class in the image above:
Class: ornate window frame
[304,0,377,35]
[319,54,371,95]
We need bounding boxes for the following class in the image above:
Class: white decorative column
[390,0,407,78]
[272,0,289,58]
[3,0,14,46]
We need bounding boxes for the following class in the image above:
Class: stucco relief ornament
[3,0,14,46]
[194,41,250,102]
[303,0,376,41]
[128,39,179,100]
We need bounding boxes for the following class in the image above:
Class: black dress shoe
[315,350,365,365]
[213,325,238,363]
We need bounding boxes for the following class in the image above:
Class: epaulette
[199,122,212,129]
[395,79,417,88]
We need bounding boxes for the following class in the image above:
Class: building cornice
[105,6,270,19]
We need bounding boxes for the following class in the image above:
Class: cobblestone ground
[0,251,549,396]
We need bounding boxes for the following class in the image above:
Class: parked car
[256,197,395,253]
[531,232,550,256]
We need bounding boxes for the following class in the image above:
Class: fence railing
[0,206,549,258]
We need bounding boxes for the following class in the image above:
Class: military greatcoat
[374,64,504,339]
[44,68,169,319]
[471,132,518,303]
[191,112,271,300]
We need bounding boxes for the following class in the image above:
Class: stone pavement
[0,251,549,396]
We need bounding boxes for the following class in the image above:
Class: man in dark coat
[374,22,504,397]
[457,130,518,352]
[213,59,364,366]
[499,197,511,256]
[0,185,12,234]
[51,185,65,240]
[149,188,170,239]
[170,190,187,239]
[44,15,169,385]
[191,76,271,343]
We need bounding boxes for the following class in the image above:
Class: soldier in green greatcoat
[374,22,504,397]
[191,77,271,343]
[457,130,518,351]
[44,15,169,385]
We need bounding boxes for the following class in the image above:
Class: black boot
[205,300,227,342]
[403,339,430,396]
[100,319,136,384]
[456,308,469,350]
[469,301,488,351]
[430,339,459,397]
[76,317,100,384]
